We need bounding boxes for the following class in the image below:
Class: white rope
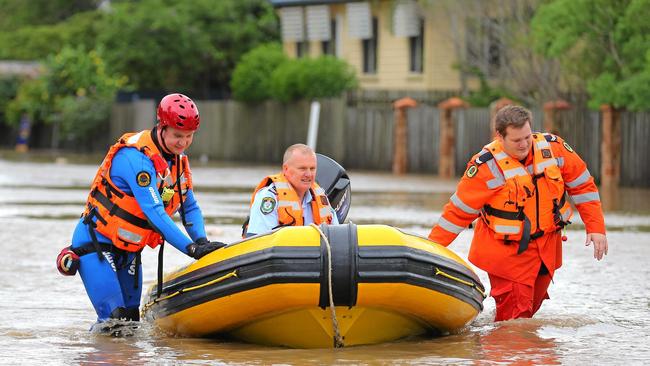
[310,223,344,348]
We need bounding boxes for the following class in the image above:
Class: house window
[362,17,378,74]
[409,20,424,73]
[296,40,310,58]
[321,19,337,56]
[466,17,502,77]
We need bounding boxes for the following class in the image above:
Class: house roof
[269,0,361,8]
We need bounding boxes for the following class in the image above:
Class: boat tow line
[311,223,345,348]
[434,267,486,298]
[142,269,239,312]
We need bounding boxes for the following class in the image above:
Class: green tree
[6,46,127,145]
[0,11,103,60]
[96,0,278,96]
[532,0,650,110]
[231,43,288,103]
[0,0,98,31]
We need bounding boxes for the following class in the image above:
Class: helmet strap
[158,126,175,156]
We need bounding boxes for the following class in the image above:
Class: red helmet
[156,93,200,131]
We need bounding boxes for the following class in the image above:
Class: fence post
[392,97,417,175]
[600,104,621,191]
[543,99,571,134]
[438,97,469,179]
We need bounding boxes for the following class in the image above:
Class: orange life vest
[82,130,192,252]
[479,133,573,245]
[250,173,333,227]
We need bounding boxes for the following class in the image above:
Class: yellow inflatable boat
[142,223,486,348]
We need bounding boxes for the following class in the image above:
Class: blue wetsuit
[71,147,206,323]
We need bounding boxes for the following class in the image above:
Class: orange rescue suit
[83,130,192,252]
[429,133,605,285]
[250,173,333,227]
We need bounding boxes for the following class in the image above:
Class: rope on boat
[310,223,345,348]
[142,270,238,311]
[434,267,487,298]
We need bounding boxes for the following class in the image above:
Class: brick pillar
[392,97,418,175]
[438,97,469,179]
[543,99,571,134]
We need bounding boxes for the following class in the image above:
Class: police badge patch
[562,141,574,153]
[260,197,276,214]
[541,148,552,158]
[466,164,478,178]
[136,171,151,187]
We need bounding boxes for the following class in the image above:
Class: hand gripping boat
[142,223,486,348]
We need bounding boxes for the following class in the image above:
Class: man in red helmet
[57,93,225,333]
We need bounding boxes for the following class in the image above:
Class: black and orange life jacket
[82,130,192,252]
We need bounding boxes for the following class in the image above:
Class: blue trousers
[71,219,142,322]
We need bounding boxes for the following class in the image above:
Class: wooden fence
[109,97,650,187]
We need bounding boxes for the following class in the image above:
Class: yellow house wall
[279,0,481,92]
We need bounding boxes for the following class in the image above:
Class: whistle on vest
[161,186,175,204]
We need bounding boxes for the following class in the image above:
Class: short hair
[494,105,532,137]
[283,143,315,164]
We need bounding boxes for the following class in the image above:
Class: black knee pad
[110,307,140,321]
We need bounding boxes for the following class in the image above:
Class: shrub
[231,43,287,102]
[270,56,357,102]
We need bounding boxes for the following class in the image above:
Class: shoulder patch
[562,141,574,153]
[136,171,151,187]
[260,196,276,214]
[544,134,558,142]
[466,164,478,178]
[475,151,494,165]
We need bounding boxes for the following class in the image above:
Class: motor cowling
[316,154,351,223]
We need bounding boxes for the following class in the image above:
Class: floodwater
[1,156,649,365]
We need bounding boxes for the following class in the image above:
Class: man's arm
[428,160,495,246]
[111,149,193,254]
[552,137,608,260]
[246,186,280,237]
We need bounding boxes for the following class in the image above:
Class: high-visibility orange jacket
[250,173,333,227]
[83,130,192,252]
[429,133,605,285]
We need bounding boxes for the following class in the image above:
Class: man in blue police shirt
[246,144,339,237]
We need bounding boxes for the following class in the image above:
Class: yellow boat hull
[143,224,485,348]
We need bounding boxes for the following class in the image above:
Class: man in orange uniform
[429,105,608,321]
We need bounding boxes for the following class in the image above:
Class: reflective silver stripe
[118,227,143,243]
[319,207,331,217]
[566,169,591,188]
[494,151,508,160]
[450,192,479,215]
[314,187,326,195]
[279,201,301,210]
[562,208,572,221]
[525,165,533,175]
[486,159,505,188]
[273,181,291,190]
[556,157,564,167]
[494,224,521,234]
[437,216,465,234]
[570,192,600,204]
[126,132,144,144]
[503,167,528,179]
[536,139,550,149]
[536,158,557,172]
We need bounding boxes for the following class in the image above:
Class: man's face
[498,122,533,161]
[283,150,317,197]
[161,127,194,155]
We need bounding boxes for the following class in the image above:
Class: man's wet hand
[186,239,227,260]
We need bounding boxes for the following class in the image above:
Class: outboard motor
[316,153,351,223]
